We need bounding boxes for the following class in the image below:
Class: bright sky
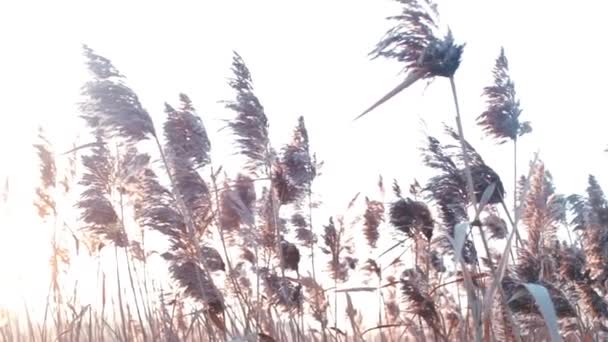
[1,0,607,321]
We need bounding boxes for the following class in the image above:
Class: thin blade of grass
[448,222,469,263]
[345,293,364,342]
[474,182,497,219]
[334,287,377,293]
[518,283,563,342]
[61,141,104,155]
[353,70,424,121]
[378,238,407,258]
[447,222,482,341]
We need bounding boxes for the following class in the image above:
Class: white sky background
[0,0,608,318]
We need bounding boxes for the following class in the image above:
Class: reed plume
[218,174,256,237]
[224,51,271,175]
[477,48,531,143]
[569,175,608,283]
[224,52,289,284]
[321,217,357,282]
[260,268,302,312]
[280,240,301,273]
[389,197,434,241]
[421,130,507,263]
[363,197,385,248]
[483,211,508,240]
[80,45,156,142]
[33,128,57,218]
[76,137,126,247]
[400,267,443,337]
[356,0,464,119]
[520,163,566,256]
[163,94,211,169]
[292,213,313,246]
[275,116,316,207]
[163,98,212,235]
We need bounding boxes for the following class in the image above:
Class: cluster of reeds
[4,0,608,341]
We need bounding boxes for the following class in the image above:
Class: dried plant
[321,217,356,282]
[483,211,508,239]
[478,47,532,247]
[478,48,531,143]
[33,128,57,218]
[34,128,57,190]
[421,131,506,264]
[163,94,211,169]
[274,116,316,207]
[299,277,329,332]
[362,258,382,280]
[280,240,301,273]
[259,188,282,251]
[363,197,385,248]
[567,175,608,284]
[389,197,434,240]
[164,142,212,235]
[400,268,442,337]
[219,174,256,237]
[80,45,156,142]
[292,213,313,246]
[586,175,608,226]
[430,250,446,273]
[224,51,271,175]
[224,52,289,286]
[132,168,184,242]
[169,260,224,314]
[574,282,608,320]
[442,125,505,204]
[502,276,575,319]
[76,137,126,247]
[260,268,302,312]
[521,163,566,255]
[356,0,464,119]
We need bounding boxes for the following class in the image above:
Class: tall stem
[449,76,484,342]
[513,139,521,248]
[135,229,155,337]
[209,168,254,333]
[152,136,219,308]
[118,187,147,342]
[308,185,326,342]
[377,275,386,342]
[450,76,521,342]
[334,276,338,332]
[263,150,286,280]
[513,139,517,222]
[307,191,317,283]
[115,246,128,342]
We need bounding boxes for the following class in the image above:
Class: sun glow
[0,180,52,313]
